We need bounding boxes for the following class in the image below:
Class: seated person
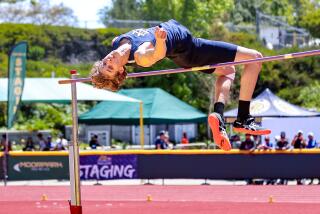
[239,134,255,151]
[89,135,101,149]
[37,133,48,151]
[291,130,306,149]
[257,136,273,150]
[275,131,290,150]
[0,134,12,151]
[181,132,189,144]
[230,134,241,148]
[306,132,317,149]
[164,131,174,147]
[23,137,35,151]
[155,131,168,150]
[46,136,53,151]
[53,134,68,151]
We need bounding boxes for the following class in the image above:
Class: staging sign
[7,42,27,128]
[8,156,69,180]
[80,155,138,180]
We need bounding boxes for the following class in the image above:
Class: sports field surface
[1,185,320,214]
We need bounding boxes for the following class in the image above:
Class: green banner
[7,42,27,129]
[8,156,69,181]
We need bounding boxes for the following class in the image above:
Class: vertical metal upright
[69,70,82,214]
[139,102,144,149]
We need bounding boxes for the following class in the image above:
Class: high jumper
[90,19,270,151]
[60,19,320,151]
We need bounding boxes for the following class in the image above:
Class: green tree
[140,0,178,21]
[298,81,320,111]
[298,0,320,38]
[99,0,142,26]
[100,0,233,36]
[0,0,77,26]
[28,45,45,60]
[230,0,294,24]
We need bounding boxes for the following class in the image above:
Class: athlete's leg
[233,46,271,135]
[234,46,262,101]
[208,66,235,151]
[214,66,235,105]
[185,38,238,150]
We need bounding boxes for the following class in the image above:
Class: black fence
[138,153,320,179]
[3,150,320,181]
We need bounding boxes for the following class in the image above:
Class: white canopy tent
[225,88,320,142]
[0,78,140,103]
[0,78,145,145]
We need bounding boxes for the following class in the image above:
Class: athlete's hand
[155,26,167,41]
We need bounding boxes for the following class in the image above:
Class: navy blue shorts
[169,38,238,74]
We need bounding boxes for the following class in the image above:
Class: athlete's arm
[134,26,167,67]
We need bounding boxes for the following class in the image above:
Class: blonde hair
[90,61,127,91]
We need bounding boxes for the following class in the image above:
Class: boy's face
[101,51,125,79]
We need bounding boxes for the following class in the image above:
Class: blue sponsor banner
[80,155,138,180]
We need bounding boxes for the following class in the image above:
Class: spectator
[89,135,101,149]
[164,131,174,147]
[239,134,255,151]
[53,134,68,151]
[292,130,307,185]
[37,133,48,151]
[23,137,35,151]
[239,134,255,184]
[253,135,261,147]
[306,132,317,149]
[276,131,290,150]
[230,134,241,149]
[275,132,289,185]
[46,136,53,150]
[155,131,168,150]
[0,134,12,151]
[305,132,319,185]
[258,136,275,185]
[181,132,189,144]
[291,130,306,149]
[257,136,273,150]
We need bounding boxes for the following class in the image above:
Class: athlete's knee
[222,66,236,81]
[246,50,263,72]
[253,50,263,65]
[215,66,236,81]
[216,73,235,84]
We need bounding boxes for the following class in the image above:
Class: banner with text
[80,155,138,180]
[7,42,27,128]
[8,156,69,180]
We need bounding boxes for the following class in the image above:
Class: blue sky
[50,0,112,28]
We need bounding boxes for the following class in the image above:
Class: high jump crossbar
[58,49,320,84]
